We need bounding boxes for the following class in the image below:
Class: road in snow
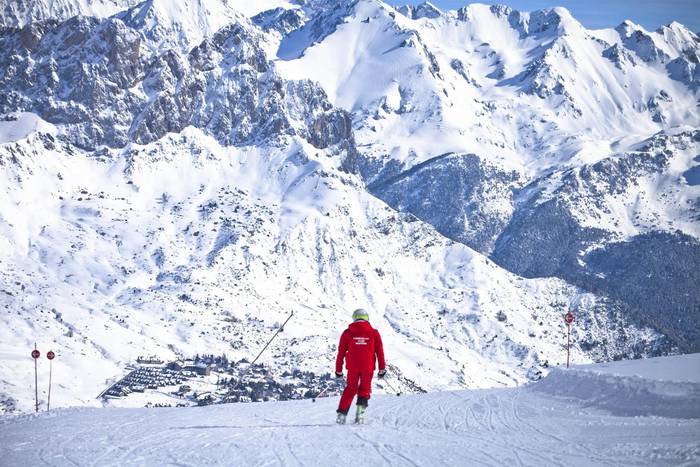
[1,355,699,466]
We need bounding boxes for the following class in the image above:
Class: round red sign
[47,351,55,360]
[31,349,40,359]
[565,312,574,324]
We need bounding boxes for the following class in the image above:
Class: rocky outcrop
[0,14,357,152]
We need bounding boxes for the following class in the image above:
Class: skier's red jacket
[335,320,386,374]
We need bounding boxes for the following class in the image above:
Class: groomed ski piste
[1,354,698,466]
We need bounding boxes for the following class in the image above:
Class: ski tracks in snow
[1,385,699,466]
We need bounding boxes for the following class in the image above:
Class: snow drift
[532,353,700,419]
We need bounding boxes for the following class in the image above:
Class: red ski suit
[335,320,386,414]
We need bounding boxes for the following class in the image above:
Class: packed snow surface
[1,354,698,466]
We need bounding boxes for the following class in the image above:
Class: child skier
[335,308,386,424]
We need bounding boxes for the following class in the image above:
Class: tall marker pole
[47,351,56,411]
[567,324,570,368]
[564,311,574,368]
[234,311,294,390]
[31,344,40,412]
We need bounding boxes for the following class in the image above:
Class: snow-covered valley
[1,354,699,466]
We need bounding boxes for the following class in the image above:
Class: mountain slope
[1,123,667,413]
[0,0,141,27]
[276,1,699,173]
[273,0,700,351]
[0,0,295,29]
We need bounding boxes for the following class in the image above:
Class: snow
[228,0,294,18]
[116,0,299,52]
[116,0,245,52]
[0,0,294,28]
[0,0,141,27]
[573,352,700,383]
[275,0,700,184]
[534,354,700,419]
[1,354,698,466]
[0,113,57,144]
[0,127,664,414]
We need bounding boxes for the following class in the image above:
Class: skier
[335,308,386,424]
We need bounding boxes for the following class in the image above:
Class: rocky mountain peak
[0,0,141,27]
[115,0,244,53]
[397,1,442,20]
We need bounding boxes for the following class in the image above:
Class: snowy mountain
[2,122,664,412]
[1,354,699,465]
[0,0,141,27]
[275,0,700,351]
[0,0,697,414]
[0,0,294,29]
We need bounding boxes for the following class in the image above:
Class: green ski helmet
[352,308,369,321]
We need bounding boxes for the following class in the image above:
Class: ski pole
[312,381,333,402]
[380,375,400,396]
[233,311,294,390]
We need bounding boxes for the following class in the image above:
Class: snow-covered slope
[1,121,666,413]
[0,0,295,29]
[1,354,699,466]
[115,0,299,53]
[115,0,245,53]
[534,353,700,419]
[277,1,699,173]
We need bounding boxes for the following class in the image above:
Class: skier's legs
[337,370,360,414]
[356,371,373,407]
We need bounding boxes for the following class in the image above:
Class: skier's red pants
[338,370,373,414]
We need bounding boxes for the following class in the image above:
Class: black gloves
[378,369,386,378]
[335,372,343,378]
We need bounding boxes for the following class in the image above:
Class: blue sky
[402,0,700,32]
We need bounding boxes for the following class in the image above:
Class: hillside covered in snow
[0,0,698,414]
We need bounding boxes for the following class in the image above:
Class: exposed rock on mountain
[0,13,353,151]
[0,0,140,27]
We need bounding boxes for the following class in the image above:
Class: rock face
[0,0,141,27]
[0,13,354,151]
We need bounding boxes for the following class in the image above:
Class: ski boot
[354,404,367,424]
[336,412,347,425]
